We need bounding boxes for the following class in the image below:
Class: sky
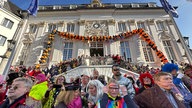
[10,0,192,48]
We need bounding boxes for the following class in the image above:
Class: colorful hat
[35,73,47,82]
[139,73,154,86]
[162,62,179,73]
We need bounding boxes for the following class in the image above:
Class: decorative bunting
[37,29,168,65]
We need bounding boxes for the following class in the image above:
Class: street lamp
[0,40,16,58]
[2,39,16,76]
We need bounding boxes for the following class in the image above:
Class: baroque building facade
[12,1,191,68]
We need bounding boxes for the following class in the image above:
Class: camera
[52,84,62,88]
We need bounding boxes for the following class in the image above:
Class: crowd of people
[0,56,192,108]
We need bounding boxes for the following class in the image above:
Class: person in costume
[138,72,154,94]
[95,79,138,108]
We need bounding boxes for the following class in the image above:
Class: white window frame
[1,18,14,29]
[67,23,75,33]
[63,42,73,60]
[141,41,154,62]
[90,42,103,48]
[156,21,167,31]
[0,35,7,46]
[29,24,37,33]
[48,24,57,32]
[137,21,147,30]
[162,40,176,61]
[120,41,132,62]
[118,22,126,32]
[132,4,139,8]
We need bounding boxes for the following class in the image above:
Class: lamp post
[2,39,16,78]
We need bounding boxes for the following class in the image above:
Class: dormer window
[53,6,61,10]
[70,5,77,9]
[131,4,139,8]
[115,4,123,8]
[148,3,156,7]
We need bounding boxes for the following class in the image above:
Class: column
[108,19,117,55]
[50,21,65,64]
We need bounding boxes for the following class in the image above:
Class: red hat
[139,73,154,86]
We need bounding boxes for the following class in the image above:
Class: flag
[160,0,179,18]
[27,0,38,16]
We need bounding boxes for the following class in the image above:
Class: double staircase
[58,65,139,82]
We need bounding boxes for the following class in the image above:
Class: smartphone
[52,84,62,88]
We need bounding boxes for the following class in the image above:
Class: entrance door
[90,42,103,56]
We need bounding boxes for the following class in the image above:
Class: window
[48,24,57,32]
[132,4,139,8]
[90,42,103,48]
[120,41,132,62]
[148,3,156,7]
[137,22,147,30]
[0,35,7,46]
[63,42,73,60]
[29,24,37,33]
[118,22,126,32]
[156,21,167,31]
[163,40,176,61]
[141,41,154,62]
[67,23,75,32]
[115,4,123,8]
[1,18,14,29]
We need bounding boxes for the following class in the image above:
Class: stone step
[58,65,139,82]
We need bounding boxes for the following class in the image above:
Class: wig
[139,73,154,86]
[162,62,179,73]
[86,80,104,104]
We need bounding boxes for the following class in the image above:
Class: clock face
[93,23,100,29]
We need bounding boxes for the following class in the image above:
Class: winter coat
[134,85,185,108]
[0,93,42,108]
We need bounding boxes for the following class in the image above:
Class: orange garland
[37,29,168,65]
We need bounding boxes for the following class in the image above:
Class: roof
[38,0,153,6]
[3,1,22,17]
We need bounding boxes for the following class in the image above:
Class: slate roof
[3,1,22,17]
[38,0,152,6]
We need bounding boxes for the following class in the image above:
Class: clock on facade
[93,23,100,28]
